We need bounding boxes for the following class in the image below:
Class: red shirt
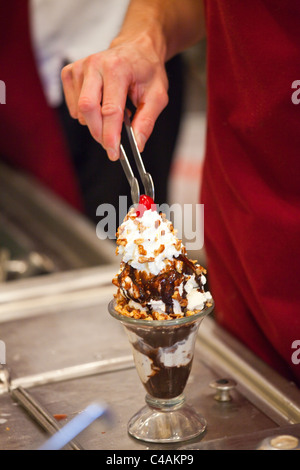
[202,1,300,385]
[0,1,83,211]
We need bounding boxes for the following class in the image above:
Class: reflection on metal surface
[0,284,116,323]
[0,249,56,282]
[9,355,134,392]
[0,265,117,308]
[0,162,116,280]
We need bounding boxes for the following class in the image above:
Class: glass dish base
[128,394,207,443]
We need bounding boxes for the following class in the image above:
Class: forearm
[111,0,205,63]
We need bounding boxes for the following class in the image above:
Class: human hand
[61,35,169,161]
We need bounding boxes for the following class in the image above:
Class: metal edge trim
[7,355,134,392]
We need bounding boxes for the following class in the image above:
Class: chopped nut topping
[134,238,145,245]
[186,310,198,317]
[138,256,155,263]
[174,239,182,251]
[116,238,127,246]
[172,291,181,301]
[154,244,165,257]
[153,311,171,321]
[175,260,183,273]
[196,265,206,275]
[138,245,147,256]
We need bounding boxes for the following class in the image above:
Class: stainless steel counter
[0,273,299,450]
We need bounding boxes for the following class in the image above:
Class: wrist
[110,20,167,65]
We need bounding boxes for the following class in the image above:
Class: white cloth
[30,0,130,107]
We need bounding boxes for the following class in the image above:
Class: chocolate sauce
[177,254,203,287]
[117,255,205,315]
[127,321,199,399]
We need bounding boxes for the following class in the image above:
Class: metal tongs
[119,110,155,204]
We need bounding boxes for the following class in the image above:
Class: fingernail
[107,147,119,161]
[136,133,147,152]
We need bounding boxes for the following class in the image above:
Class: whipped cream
[187,289,212,311]
[114,206,213,319]
[148,299,182,315]
[117,209,183,275]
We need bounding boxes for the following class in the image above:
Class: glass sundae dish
[109,196,214,443]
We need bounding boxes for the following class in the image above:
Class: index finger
[61,63,78,119]
[101,64,130,161]
[78,65,103,144]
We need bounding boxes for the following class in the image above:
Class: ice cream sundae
[112,195,212,320]
[109,195,214,441]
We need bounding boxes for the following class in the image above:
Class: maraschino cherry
[135,195,156,217]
